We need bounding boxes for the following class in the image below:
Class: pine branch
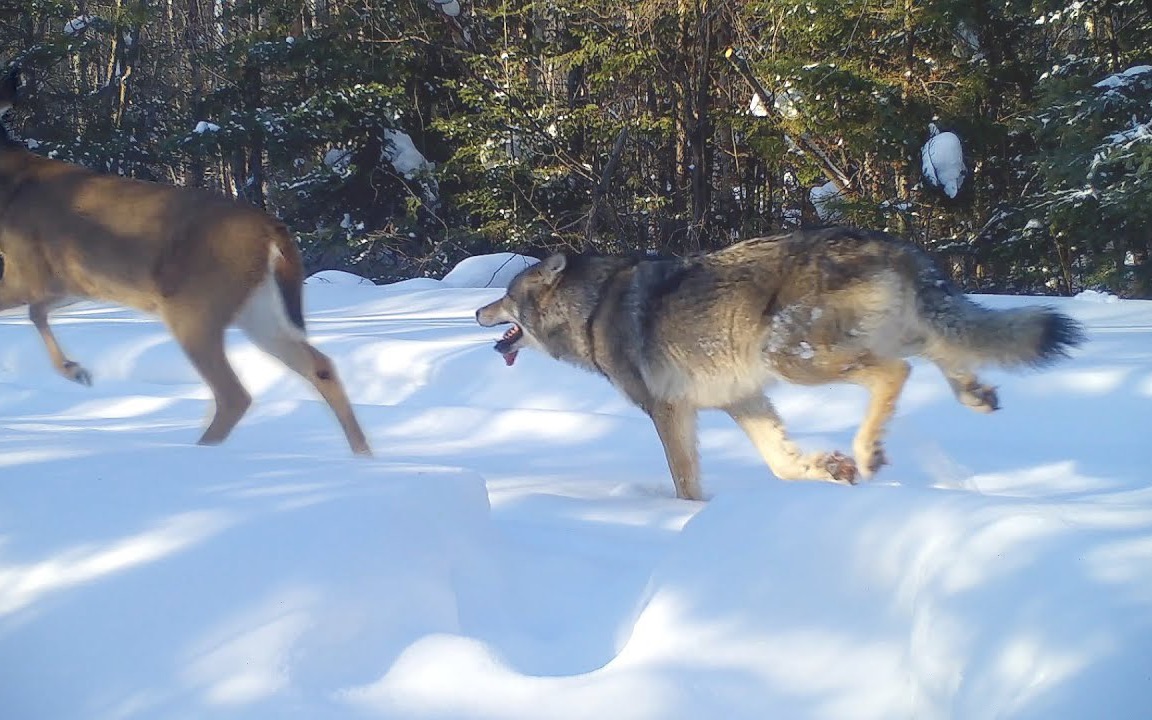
[724,47,853,194]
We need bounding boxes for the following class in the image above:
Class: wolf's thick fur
[476,226,1083,500]
[0,66,371,455]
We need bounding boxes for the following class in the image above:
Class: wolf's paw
[960,383,999,413]
[822,452,858,485]
[854,440,887,477]
[61,361,92,387]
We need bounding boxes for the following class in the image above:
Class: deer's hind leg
[233,278,372,456]
[29,299,92,385]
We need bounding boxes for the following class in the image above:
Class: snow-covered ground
[0,254,1148,719]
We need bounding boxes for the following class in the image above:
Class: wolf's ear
[0,66,22,116]
[538,253,567,282]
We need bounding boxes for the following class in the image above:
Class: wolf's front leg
[29,301,92,386]
[724,394,857,484]
[845,359,911,477]
[647,401,703,501]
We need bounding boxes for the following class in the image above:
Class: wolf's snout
[475,300,507,327]
[476,299,523,366]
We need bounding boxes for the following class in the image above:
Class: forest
[1,0,1150,295]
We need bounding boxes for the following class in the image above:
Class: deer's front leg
[29,300,92,386]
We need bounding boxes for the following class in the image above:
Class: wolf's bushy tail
[921,293,1085,369]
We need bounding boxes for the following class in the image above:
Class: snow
[1092,65,1152,90]
[1074,289,1119,304]
[381,130,439,203]
[440,252,537,288]
[338,213,363,231]
[193,121,220,134]
[747,86,802,120]
[64,15,92,36]
[1105,118,1151,147]
[305,270,376,286]
[382,130,431,181]
[747,93,769,117]
[809,180,843,221]
[922,123,967,199]
[1,252,1149,719]
[951,20,981,59]
[428,0,462,17]
[323,147,352,175]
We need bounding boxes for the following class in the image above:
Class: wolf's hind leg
[647,401,703,501]
[845,359,911,477]
[929,359,999,413]
[724,395,857,485]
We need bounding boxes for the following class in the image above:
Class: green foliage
[1024,62,1152,294]
[2,0,1150,292]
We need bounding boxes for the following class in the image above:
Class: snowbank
[306,269,376,286]
[441,252,538,288]
[0,256,1148,719]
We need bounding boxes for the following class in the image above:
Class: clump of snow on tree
[382,130,431,180]
[747,86,803,120]
[323,147,353,176]
[1093,65,1152,90]
[1105,118,1151,147]
[64,15,92,36]
[921,123,967,199]
[773,86,803,120]
[427,0,462,17]
[951,21,982,60]
[383,129,439,203]
[193,121,220,134]
[809,181,843,221]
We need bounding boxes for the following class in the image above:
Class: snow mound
[305,269,376,286]
[1074,289,1119,304]
[0,441,498,719]
[441,253,539,288]
[1,269,1148,720]
[617,483,1152,719]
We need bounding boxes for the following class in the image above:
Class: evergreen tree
[2,0,1150,294]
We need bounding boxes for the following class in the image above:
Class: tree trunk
[186,0,206,188]
[243,59,265,209]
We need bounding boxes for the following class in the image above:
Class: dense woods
[1,0,1150,294]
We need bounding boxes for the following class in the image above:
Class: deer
[0,66,372,456]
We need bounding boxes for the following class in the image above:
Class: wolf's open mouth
[493,324,523,366]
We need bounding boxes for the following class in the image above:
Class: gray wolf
[476,226,1083,500]
[0,66,370,455]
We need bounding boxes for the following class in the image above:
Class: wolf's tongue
[503,350,519,366]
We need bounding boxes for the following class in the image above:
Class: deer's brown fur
[0,66,371,455]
